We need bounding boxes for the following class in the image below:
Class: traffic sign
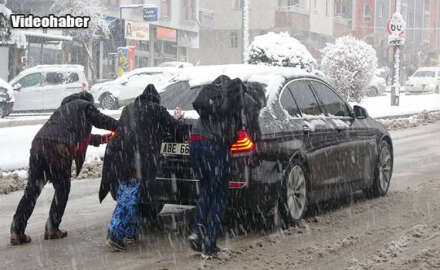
[387,12,406,45]
[143,6,158,22]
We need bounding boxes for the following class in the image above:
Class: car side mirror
[353,105,368,119]
[13,83,21,91]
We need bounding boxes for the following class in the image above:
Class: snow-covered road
[0,121,439,270]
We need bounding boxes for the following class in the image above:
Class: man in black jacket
[99,84,186,251]
[10,92,118,245]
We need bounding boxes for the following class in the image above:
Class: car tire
[368,140,393,197]
[0,104,10,118]
[366,87,379,97]
[0,105,6,118]
[278,160,309,227]
[100,93,118,110]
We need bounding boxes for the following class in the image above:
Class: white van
[405,67,440,94]
[9,65,88,111]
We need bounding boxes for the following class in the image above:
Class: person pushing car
[99,84,187,251]
[10,91,118,245]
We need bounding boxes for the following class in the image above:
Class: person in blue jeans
[107,179,140,248]
[189,136,230,258]
[100,85,186,251]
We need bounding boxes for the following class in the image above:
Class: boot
[44,220,67,240]
[10,233,32,246]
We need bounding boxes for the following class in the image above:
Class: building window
[161,0,171,19]
[288,0,300,8]
[233,0,243,10]
[364,4,371,20]
[230,31,238,48]
[379,3,385,18]
[325,0,329,16]
[183,0,196,21]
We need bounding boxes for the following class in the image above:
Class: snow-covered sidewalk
[351,93,440,118]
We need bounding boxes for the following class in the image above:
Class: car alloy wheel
[378,141,392,193]
[279,160,309,226]
[369,140,393,197]
[100,94,117,110]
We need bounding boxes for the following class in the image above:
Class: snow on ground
[352,93,440,118]
[0,124,108,171]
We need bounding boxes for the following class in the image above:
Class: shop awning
[22,31,72,43]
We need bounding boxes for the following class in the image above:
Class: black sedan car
[146,65,393,224]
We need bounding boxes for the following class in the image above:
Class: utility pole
[387,0,405,106]
[241,0,249,63]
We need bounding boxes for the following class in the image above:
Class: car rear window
[161,81,202,110]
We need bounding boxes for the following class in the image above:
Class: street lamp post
[241,0,249,63]
[388,0,405,106]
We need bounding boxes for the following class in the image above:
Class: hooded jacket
[99,84,187,202]
[33,92,119,175]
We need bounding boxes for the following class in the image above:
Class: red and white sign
[387,12,406,45]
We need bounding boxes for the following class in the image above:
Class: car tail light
[230,130,255,156]
[229,181,247,189]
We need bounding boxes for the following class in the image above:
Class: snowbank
[0,124,108,171]
[351,93,440,118]
[247,32,316,70]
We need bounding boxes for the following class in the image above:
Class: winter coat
[99,84,188,203]
[32,92,119,175]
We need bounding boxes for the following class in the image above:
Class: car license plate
[161,142,190,155]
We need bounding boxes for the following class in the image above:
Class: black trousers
[11,151,72,234]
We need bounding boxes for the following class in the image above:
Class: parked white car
[363,68,387,97]
[10,65,88,111]
[158,61,194,68]
[90,67,178,110]
[0,78,15,118]
[405,67,440,94]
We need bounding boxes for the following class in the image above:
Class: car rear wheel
[366,87,379,97]
[100,93,118,110]
[0,105,7,118]
[369,140,393,197]
[279,160,309,226]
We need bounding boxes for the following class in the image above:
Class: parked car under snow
[0,78,15,118]
[116,64,394,225]
[90,67,179,110]
[363,68,387,97]
[405,67,440,94]
[10,65,88,111]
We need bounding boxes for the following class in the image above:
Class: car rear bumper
[149,177,280,211]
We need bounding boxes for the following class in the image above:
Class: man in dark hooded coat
[100,84,186,251]
[10,91,118,245]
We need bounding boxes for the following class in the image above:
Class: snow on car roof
[173,64,319,120]
[116,67,179,81]
[21,65,85,73]
[176,64,315,89]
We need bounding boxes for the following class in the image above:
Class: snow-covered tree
[50,0,110,81]
[321,35,377,102]
[247,32,316,70]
